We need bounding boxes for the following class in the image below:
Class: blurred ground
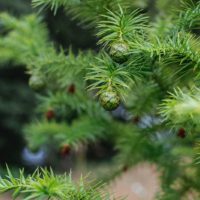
[109,163,159,200]
[0,163,160,200]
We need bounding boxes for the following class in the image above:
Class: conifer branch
[0,13,49,65]
[24,116,108,150]
[0,167,107,200]
[177,0,200,31]
[97,6,147,47]
[159,87,200,128]
[32,0,79,15]
[86,53,133,97]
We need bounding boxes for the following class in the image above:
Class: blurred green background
[0,0,97,167]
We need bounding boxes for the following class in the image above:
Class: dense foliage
[0,0,200,199]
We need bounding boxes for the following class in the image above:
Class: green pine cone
[29,74,46,91]
[100,89,120,111]
[109,41,129,63]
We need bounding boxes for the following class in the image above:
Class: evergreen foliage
[0,167,108,199]
[1,0,200,199]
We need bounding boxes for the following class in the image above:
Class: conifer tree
[0,0,200,199]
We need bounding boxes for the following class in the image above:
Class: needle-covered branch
[160,87,200,128]
[0,167,108,200]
